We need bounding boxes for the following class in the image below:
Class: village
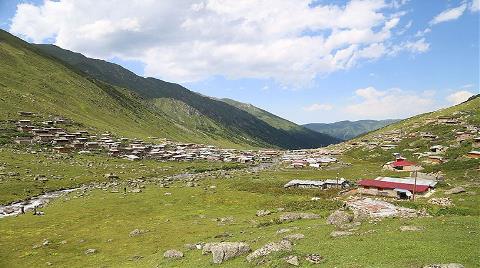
[5,110,479,207]
[1,108,479,267]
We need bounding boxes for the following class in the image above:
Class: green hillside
[33,42,340,149]
[304,119,399,140]
[342,95,480,181]
[0,30,250,148]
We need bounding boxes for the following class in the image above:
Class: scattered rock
[400,226,424,232]
[131,188,142,193]
[246,240,292,262]
[423,264,464,268]
[203,242,251,264]
[305,254,324,264]
[129,229,146,237]
[282,233,305,241]
[445,187,465,195]
[163,249,184,259]
[428,198,453,207]
[256,210,271,217]
[330,231,354,237]
[279,212,319,222]
[347,198,426,218]
[326,210,353,226]
[85,248,97,255]
[285,255,300,266]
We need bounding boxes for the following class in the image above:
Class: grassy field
[0,148,478,268]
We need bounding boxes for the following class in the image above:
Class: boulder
[326,210,353,226]
[85,248,97,255]
[279,212,319,222]
[330,231,354,238]
[305,254,324,264]
[282,233,305,241]
[129,229,146,237]
[445,187,465,195]
[285,255,300,266]
[246,240,292,262]
[256,210,272,217]
[203,242,251,264]
[163,249,184,259]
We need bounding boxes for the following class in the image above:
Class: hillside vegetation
[33,41,339,149]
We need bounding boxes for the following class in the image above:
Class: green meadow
[1,148,478,267]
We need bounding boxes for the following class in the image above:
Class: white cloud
[345,87,436,118]
[430,4,467,25]
[9,0,422,84]
[390,38,430,55]
[446,90,475,105]
[415,27,431,37]
[303,103,333,112]
[470,0,480,12]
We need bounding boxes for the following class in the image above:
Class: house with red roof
[357,177,434,199]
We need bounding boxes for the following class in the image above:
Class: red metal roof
[358,179,429,193]
[391,159,417,167]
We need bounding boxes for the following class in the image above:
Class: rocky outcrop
[246,240,292,262]
[202,242,250,264]
[279,212,319,222]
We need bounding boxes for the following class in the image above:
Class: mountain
[0,29,339,149]
[303,119,399,140]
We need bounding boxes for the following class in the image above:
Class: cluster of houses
[343,113,480,161]
[11,115,283,164]
[281,149,339,168]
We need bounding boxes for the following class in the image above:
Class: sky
[1,0,479,124]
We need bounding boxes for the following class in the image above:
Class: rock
[203,242,251,264]
[42,239,50,246]
[423,264,464,268]
[279,212,319,222]
[285,255,299,266]
[305,254,324,264]
[330,231,354,237]
[282,233,305,241]
[256,210,271,217]
[163,249,184,259]
[131,188,142,193]
[85,248,97,255]
[129,229,146,237]
[184,243,197,250]
[445,187,465,195]
[246,240,292,262]
[400,226,424,232]
[276,228,293,234]
[428,198,453,207]
[326,210,353,226]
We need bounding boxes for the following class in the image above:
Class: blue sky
[1,0,479,124]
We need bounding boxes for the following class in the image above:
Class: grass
[0,148,478,267]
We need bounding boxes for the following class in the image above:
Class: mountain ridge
[304,119,400,140]
[0,29,340,149]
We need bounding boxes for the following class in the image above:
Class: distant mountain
[303,119,400,140]
[0,29,339,149]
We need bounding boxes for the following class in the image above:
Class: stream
[0,188,78,218]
